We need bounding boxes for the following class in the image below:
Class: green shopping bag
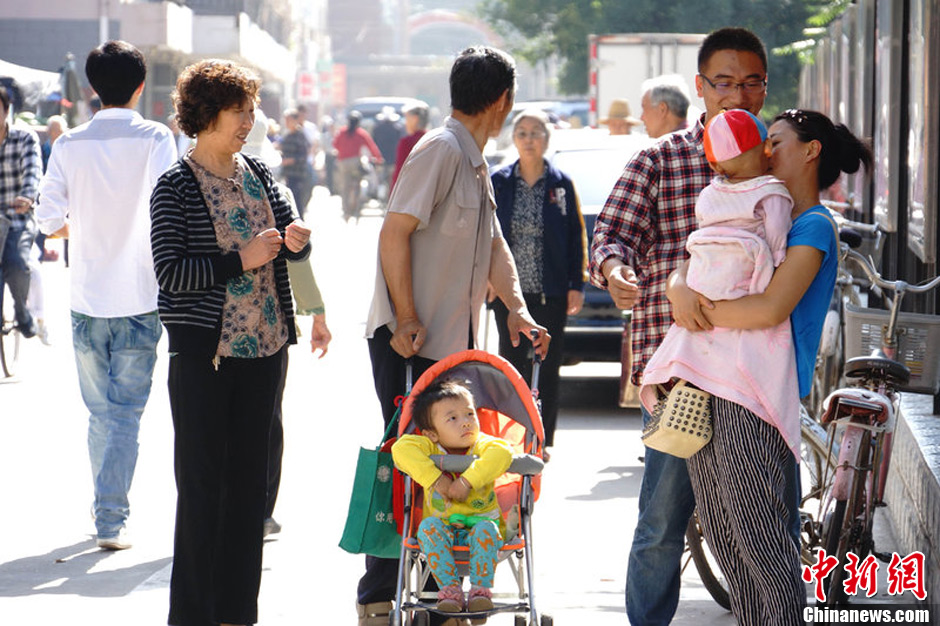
[339,419,401,558]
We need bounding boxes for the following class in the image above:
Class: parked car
[488,128,653,364]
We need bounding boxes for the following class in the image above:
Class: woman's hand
[239,228,283,271]
[284,219,311,252]
[310,313,332,358]
[567,290,584,315]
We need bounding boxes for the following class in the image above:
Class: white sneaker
[36,320,51,346]
[97,528,132,550]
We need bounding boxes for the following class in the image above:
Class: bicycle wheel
[799,408,838,565]
[1,286,21,378]
[685,511,731,610]
[822,429,871,605]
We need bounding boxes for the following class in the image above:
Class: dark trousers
[358,325,444,619]
[265,350,290,520]
[492,294,567,447]
[168,348,286,626]
[0,218,37,330]
[286,176,314,220]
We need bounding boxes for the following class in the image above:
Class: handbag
[641,380,713,458]
[338,418,402,558]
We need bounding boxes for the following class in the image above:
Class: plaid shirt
[589,117,712,385]
[0,122,41,228]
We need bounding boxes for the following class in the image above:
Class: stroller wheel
[412,611,430,626]
[540,615,554,626]
[514,615,528,626]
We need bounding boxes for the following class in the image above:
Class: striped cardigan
[150,153,310,356]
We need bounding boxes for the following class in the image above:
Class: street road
[0,188,747,625]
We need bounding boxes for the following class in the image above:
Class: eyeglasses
[513,130,547,141]
[699,74,767,96]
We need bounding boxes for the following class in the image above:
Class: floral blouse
[510,163,545,294]
[187,154,288,359]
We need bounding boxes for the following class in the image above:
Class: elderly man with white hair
[639,74,691,138]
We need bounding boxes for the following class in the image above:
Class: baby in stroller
[392,378,512,616]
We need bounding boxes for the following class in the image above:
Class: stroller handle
[429,453,544,476]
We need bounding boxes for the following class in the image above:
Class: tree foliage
[479,0,817,116]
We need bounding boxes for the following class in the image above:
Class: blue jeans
[627,406,696,626]
[71,311,161,539]
[0,218,37,331]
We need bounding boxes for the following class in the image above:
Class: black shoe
[17,321,37,339]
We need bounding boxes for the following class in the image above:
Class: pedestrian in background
[390,100,429,192]
[638,74,691,139]
[0,85,42,340]
[599,98,642,135]
[371,105,404,198]
[490,108,586,448]
[151,58,311,626]
[360,45,548,626]
[332,110,382,220]
[278,108,315,218]
[35,39,177,550]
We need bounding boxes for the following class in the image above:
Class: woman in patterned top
[490,109,587,447]
[151,59,310,626]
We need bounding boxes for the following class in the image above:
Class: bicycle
[812,246,940,605]
[0,280,21,378]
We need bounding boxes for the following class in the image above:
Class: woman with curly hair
[150,59,311,626]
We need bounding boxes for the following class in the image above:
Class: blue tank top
[788,206,838,397]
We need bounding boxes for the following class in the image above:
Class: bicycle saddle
[844,354,910,387]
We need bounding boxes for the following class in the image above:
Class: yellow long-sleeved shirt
[392,433,513,529]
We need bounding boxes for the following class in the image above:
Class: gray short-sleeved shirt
[365,116,501,361]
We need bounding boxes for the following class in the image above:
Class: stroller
[392,349,552,626]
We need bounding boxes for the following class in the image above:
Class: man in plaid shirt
[0,86,41,338]
[589,28,772,624]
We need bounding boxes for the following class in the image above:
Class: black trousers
[168,347,286,626]
[491,294,567,447]
[265,349,290,520]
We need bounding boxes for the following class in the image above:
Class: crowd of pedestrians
[0,22,878,626]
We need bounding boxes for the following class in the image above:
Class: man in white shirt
[36,40,177,550]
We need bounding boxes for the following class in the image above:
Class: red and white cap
[703,109,767,164]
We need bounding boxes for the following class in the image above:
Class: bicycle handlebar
[843,248,940,296]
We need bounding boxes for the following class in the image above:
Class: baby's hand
[446,476,471,502]
[432,474,454,504]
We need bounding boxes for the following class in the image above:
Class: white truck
[588,32,706,129]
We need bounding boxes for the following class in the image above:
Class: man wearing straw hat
[599,97,642,135]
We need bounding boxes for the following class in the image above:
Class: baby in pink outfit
[641,109,801,457]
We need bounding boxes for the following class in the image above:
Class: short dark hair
[172,60,260,137]
[698,27,767,75]
[412,379,474,433]
[773,109,874,190]
[450,46,515,116]
[0,86,9,113]
[85,40,146,106]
